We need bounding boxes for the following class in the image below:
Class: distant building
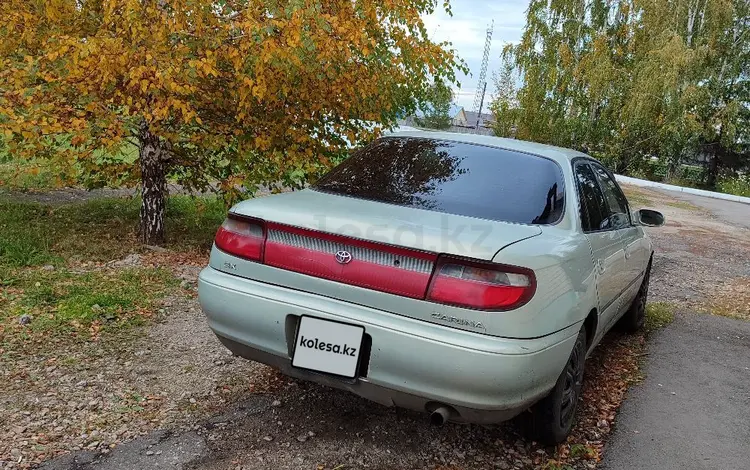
[455,110,495,129]
[400,104,465,128]
[448,105,467,126]
[397,105,496,136]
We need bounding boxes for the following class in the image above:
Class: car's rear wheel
[618,260,652,333]
[518,328,586,445]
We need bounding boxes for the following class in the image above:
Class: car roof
[384,129,593,166]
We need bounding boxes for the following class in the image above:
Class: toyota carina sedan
[198,130,664,444]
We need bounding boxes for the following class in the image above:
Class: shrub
[717,174,750,197]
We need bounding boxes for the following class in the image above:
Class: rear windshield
[314,137,565,224]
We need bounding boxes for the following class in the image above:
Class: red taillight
[426,257,536,310]
[214,215,266,261]
[263,222,437,298]
[214,215,535,311]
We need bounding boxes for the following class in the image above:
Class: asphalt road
[656,189,750,229]
[603,190,750,469]
[601,313,750,470]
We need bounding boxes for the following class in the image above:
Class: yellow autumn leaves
[1,0,460,195]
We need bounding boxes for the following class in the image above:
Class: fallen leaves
[697,277,750,321]
[0,291,268,469]
[528,331,645,469]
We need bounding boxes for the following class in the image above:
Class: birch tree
[0,0,461,244]
[496,0,749,179]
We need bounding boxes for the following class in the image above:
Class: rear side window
[590,163,631,228]
[574,162,609,231]
[314,137,565,225]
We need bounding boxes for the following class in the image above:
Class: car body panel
[198,130,657,423]
[230,188,543,261]
[199,266,578,419]
[488,225,598,338]
[611,225,651,329]
[619,225,651,290]
[209,239,592,339]
[586,229,627,339]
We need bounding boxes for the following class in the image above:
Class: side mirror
[634,209,665,227]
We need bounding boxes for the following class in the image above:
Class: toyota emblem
[335,250,353,265]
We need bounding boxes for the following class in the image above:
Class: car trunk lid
[232,189,541,260]
[219,189,541,302]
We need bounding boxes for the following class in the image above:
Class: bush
[680,165,703,184]
[629,160,663,182]
[718,174,750,197]
[631,160,705,186]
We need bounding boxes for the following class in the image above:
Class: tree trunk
[706,152,719,189]
[665,159,678,182]
[706,124,726,190]
[138,125,168,245]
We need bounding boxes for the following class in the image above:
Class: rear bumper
[198,267,579,424]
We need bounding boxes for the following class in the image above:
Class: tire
[618,260,652,333]
[518,328,586,445]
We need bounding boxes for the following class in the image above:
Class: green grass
[0,192,226,349]
[665,200,700,211]
[0,195,225,267]
[0,148,60,190]
[645,302,676,332]
[0,265,177,350]
[0,140,140,191]
[621,186,654,208]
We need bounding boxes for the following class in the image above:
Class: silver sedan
[198,130,664,444]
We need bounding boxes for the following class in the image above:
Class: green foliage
[633,160,705,186]
[414,81,455,130]
[503,0,750,180]
[0,154,58,190]
[1,0,464,244]
[717,173,750,197]
[490,57,519,138]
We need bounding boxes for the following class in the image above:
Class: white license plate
[292,316,365,379]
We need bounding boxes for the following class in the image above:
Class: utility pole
[475,82,487,130]
[471,20,494,132]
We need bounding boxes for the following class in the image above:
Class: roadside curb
[615,174,750,205]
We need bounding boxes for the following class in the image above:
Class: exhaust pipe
[429,406,453,426]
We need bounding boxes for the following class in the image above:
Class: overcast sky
[422,1,530,110]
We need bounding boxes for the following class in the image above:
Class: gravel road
[7,186,750,470]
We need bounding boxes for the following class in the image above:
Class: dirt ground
[630,188,750,312]
[2,185,749,470]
